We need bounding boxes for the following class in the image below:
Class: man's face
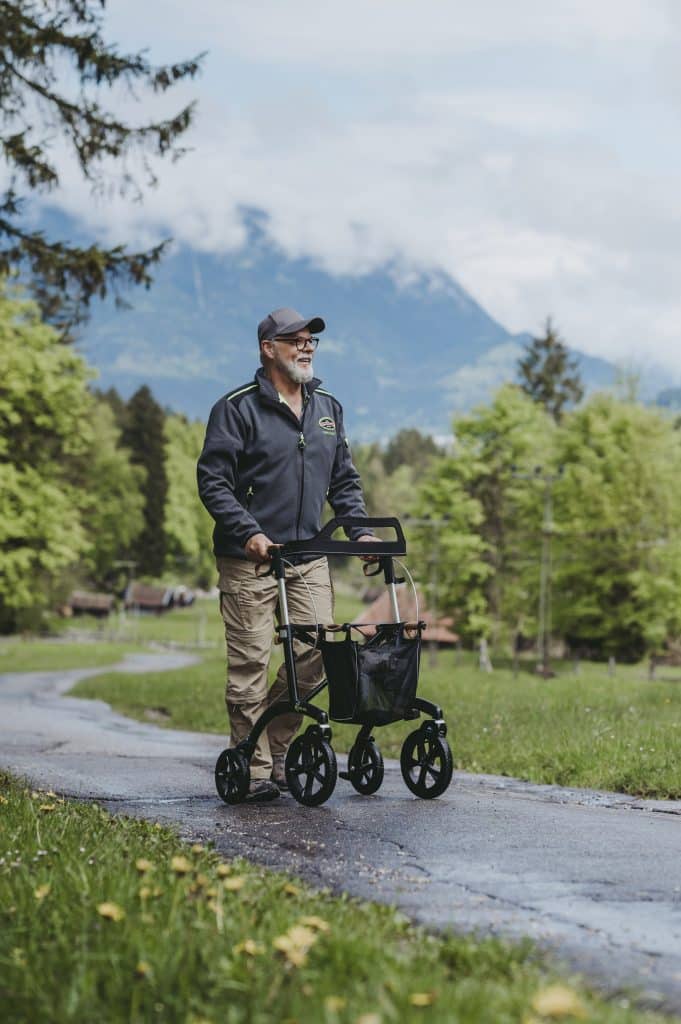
[268,328,315,384]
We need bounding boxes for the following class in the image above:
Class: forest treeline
[3,289,681,659]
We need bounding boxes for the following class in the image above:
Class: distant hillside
[47,207,619,438]
[656,388,681,411]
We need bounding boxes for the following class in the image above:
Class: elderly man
[197,307,372,802]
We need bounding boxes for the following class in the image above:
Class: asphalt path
[2,652,681,1013]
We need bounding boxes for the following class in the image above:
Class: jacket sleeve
[327,401,373,540]
[196,396,262,549]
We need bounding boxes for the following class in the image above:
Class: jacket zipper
[295,396,309,539]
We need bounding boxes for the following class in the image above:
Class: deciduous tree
[552,395,681,659]
[415,386,555,643]
[164,412,214,587]
[0,288,92,629]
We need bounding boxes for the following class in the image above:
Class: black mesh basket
[320,624,421,726]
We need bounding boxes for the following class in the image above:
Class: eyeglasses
[273,335,319,352]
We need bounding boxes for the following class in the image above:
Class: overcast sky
[40,1,681,376]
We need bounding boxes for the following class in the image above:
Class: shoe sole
[243,787,280,803]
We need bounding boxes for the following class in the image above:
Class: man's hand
[357,533,379,563]
[245,532,277,563]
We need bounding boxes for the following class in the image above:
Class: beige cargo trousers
[217,555,333,780]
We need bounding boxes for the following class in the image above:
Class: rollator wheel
[285,728,337,807]
[215,748,250,805]
[400,727,453,800]
[347,737,384,795]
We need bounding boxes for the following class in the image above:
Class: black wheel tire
[286,730,337,807]
[400,728,453,800]
[215,748,250,805]
[347,738,384,795]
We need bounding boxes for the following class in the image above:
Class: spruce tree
[518,318,584,422]
[121,385,168,577]
[0,1,203,336]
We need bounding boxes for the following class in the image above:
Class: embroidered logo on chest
[318,416,336,435]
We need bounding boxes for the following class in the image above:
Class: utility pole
[512,466,563,677]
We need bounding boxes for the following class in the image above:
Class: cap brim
[280,315,325,336]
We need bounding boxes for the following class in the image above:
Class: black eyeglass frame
[272,335,320,352]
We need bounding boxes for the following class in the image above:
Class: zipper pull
[298,432,306,451]
[246,485,254,503]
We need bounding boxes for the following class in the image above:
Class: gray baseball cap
[257,307,326,343]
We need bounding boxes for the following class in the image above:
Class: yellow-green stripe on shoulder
[315,387,336,398]
[227,383,258,402]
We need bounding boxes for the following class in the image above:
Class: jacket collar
[255,366,322,405]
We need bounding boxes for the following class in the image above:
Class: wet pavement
[1,653,681,1013]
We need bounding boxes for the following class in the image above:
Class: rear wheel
[347,737,384,795]
[286,728,337,807]
[400,727,453,799]
[215,748,250,804]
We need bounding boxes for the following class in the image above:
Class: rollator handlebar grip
[278,516,406,558]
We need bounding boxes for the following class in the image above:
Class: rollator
[215,517,453,807]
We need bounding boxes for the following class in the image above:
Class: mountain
[49,208,619,438]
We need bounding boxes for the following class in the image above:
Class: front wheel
[215,748,250,805]
[347,737,384,795]
[286,728,337,807]
[400,727,453,799]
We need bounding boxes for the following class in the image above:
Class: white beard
[274,351,313,384]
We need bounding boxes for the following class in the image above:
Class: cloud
[15,1,681,377]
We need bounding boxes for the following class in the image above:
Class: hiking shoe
[243,779,280,803]
[270,758,289,792]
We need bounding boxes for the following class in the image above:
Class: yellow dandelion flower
[233,938,264,956]
[38,803,56,813]
[170,855,192,875]
[191,843,204,854]
[0,794,8,804]
[531,984,588,1019]
[273,924,318,967]
[195,873,210,889]
[356,1014,382,1024]
[97,901,125,922]
[324,995,347,1012]
[409,992,436,1007]
[135,858,153,874]
[286,925,317,948]
[223,876,245,891]
[135,960,153,978]
[139,886,152,901]
[299,915,330,933]
[34,883,51,902]
[216,864,232,877]
[283,882,300,896]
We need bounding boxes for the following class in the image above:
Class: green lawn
[0,639,143,674]
[0,773,669,1024]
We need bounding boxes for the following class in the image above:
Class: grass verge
[0,773,667,1023]
[0,640,142,674]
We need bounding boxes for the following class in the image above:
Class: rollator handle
[279,516,406,558]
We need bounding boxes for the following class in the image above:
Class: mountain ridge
[41,206,623,438]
